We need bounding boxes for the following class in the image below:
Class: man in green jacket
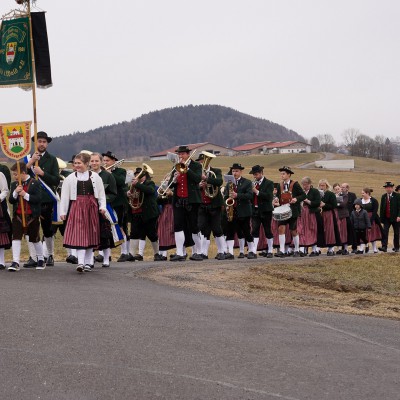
[26,131,60,267]
[250,165,274,258]
[223,163,257,259]
[169,145,203,261]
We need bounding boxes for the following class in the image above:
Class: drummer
[273,166,306,257]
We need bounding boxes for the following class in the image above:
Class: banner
[0,17,33,87]
[0,121,32,159]
[31,12,52,88]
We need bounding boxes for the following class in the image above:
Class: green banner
[0,17,33,87]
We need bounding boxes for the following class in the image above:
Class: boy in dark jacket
[350,199,371,254]
[8,162,43,271]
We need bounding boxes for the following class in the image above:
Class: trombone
[104,159,125,172]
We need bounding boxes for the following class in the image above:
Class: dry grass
[139,254,400,320]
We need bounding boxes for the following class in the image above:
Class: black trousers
[381,218,400,249]
[173,201,199,234]
[40,202,54,238]
[251,210,273,239]
[346,216,358,250]
[114,205,128,237]
[130,215,158,242]
[198,205,223,239]
[226,216,253,243]
[355,229,368,245]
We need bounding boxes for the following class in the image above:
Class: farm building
[232,141,311,155]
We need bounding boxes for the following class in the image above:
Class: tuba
[129,163,154,210]
[225,181,235,222]
[201,151,219,199]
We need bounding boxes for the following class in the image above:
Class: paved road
[0,261,399,400]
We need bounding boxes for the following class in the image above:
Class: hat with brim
[279,166,294,175]
[68,154,76,163]
[230,163,245,170]
[383,181,394,188]
[175,145,191,153]
[134,167,142,175]
[32,131,52,143]
[249,165,264,174]
[101,151,118,161]
[195,154,205,162]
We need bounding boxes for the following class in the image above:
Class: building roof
[150,142,230,158]
[233,141,308,151]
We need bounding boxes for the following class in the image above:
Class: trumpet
[157,150,197,196]
[129,163,153,210]
[104,159,125,172]
[225,181,235,222]
[201,151,219,199]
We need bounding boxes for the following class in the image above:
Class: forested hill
[51,105,305,160]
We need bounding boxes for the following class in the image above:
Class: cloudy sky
[1,0,399,141]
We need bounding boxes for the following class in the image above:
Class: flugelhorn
[128,163,154,210]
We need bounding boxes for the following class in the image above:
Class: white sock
[120,240,127,255]
[192,233,202,254]
[223,236,228,253]
[99,250,104,257]
[84,249,93,266]
[33,242,44,261]
[227,240,234,254]
[312,245,317,252]
[174,231,185,256]
[344,244,348,251]
[138,239,146,256]
[202,239,210,256]
[253,237,259,252]
[215,236,225,254]
[151,241,159,255]
[328,246,334,252]
[103,248,111,265]
[44,236,54,256]
[239,238,245,253]
[359,243,365,251]
[77,249,85,265]
[71,248,77,257]
[279,235,285,253]
[42,240,48,258]
[26,236,36,259]
[267,238,274,253]
[159,250,167,257]
[372,241,377,252]
[248,241,255,253]
[300,246,305,253]
[293,235,300,252]
[0,248,4,265]
[130,239,139,255]
[12,240,22,264]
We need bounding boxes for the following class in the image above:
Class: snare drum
[272,204,292,221]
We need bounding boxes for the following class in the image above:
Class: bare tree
[317,133,336,152]
[342,128,361,156]
[310,136,320,152]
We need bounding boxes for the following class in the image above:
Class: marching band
[1,138,400,273]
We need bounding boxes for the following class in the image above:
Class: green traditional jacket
[99,170,117,204]
[304,187,322,213]
[276,180,306,219]
[170,160,202,204]
[202,167,224,208]
[224,176,253,218]
[9,178,42,217]
[252,176,274,214]
[37,152,60,204]
[131,179,160,222]
[111,167,128,208]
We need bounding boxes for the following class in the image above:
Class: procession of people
[0,137,399,273]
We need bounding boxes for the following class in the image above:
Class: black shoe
[76,264,84,273]
[275,251,286,258]
[8,262,20,271]
[247,252,257,259]
[154,254,164,261]
[365,246,369,254]
[66,255,78,264]
[189,253,203,261]
[36,260,46,270]
[94,254,104,263]
[355,250,364,254]
[293,251,300,257]
[170,254,186,262]
[224,253,234,260]
[299,251,307,257]
[201,254,208,260]
[238,253,245,258]
[215,253,225,260]
[0,264,5,270]
[259,251,267,257]
[378,247,387,252]
[394,248,400,253]
[102,264,110,268]
[23,257,37,268]
[266,253,273,258]
[336,249,343,255]
[134,254,143,261]
[126,253,135,261]
[117,254,130,262]
[309,251,319,257]
[342,250,349,255]
[327,251,335,256]
[46,255,54,266]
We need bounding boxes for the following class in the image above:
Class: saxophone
[225,182,235,222]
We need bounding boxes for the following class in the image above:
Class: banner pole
[16,160,27,230]
[26,0,39,170]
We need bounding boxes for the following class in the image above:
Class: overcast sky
[1,0,399,141]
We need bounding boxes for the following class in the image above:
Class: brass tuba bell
[129,163,154,209]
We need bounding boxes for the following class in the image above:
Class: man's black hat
[68,154,75,163]
[229,163,245,170]
[249,165,264,174]
[101,151,118,161]
[134,167,142,175]
[383,181,395,188]
[395,185,400,192]
[279,166,294,175]
[32,131,52,143]
[195,154,205,161]
[175,145,191,153]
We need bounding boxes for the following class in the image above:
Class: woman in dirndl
[60,152,106,273]
[361,187,382,253]
[318,179,341,256]
[333,182,349,254]
[0,171,11,269]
